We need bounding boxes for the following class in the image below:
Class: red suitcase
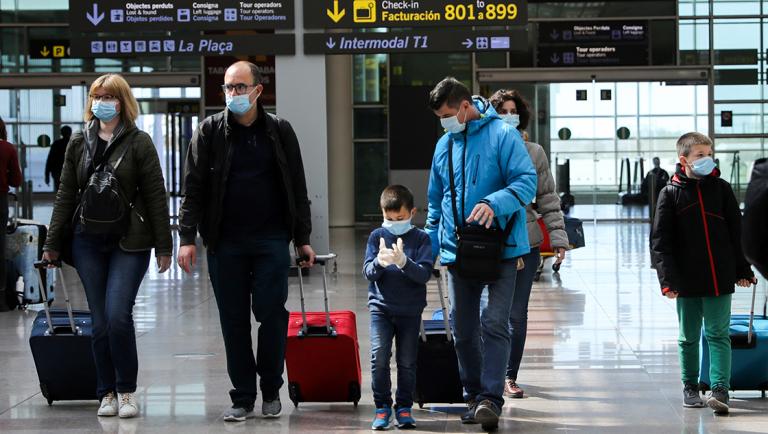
[285,254,362,408]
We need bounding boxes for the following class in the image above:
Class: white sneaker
[97,392,118,417]
[118,392,139,418]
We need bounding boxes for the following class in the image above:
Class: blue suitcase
[6,221,56,305]
[28,262,97,405]
[700,285,768,396]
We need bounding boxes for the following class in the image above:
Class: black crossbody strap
[447,136,461,235]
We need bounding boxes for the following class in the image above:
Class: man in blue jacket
[426,77,537,430]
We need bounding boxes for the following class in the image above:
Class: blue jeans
[207,233,290,409]
[72,228,150,399]
[448,259,518,409]
[480,248,540,380]
[370,311,421,409]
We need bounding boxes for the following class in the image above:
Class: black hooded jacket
[651,164,754,297]
[743,158,768,278]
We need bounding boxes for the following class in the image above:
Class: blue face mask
[226,88,258,115]
[500,113,520,129]
[382,218,413,236]
[91,101,118,122]
[690,156,716,177]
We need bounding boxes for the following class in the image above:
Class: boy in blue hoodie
[363,185,433,430]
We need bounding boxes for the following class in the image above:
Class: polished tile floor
[1,223,767,433]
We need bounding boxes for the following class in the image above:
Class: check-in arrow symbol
[327,0,346,23]
[550,53,560,64]
[326,37,336,49]
[462,38,473,49]
[87,3,105,26]
[550,29,560,40]
[40,46,50,57]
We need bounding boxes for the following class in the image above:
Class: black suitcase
[414,269,464,408]
[28,261,98,405]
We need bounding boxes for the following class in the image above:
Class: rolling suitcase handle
[295,253,337,337]
[34,259,79,336]
[420,268,453,343]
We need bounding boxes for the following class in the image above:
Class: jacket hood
[446,96,500,138]
[671,163,721,186]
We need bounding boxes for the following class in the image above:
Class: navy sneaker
[461,399,478,424]
[474,400,501,431]
[395,407,416,429]
[371,407,392,430]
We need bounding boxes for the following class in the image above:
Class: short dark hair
[428,77,472,111]
[380,185,415,212]
[61,126,72,137]
[0,116,6,141]
[489,89,531,131]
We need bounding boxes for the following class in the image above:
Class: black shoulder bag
[448,135,514,282]
[77,140,132,235]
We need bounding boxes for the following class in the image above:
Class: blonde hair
[84,74,139,125]
[676,132,713,157]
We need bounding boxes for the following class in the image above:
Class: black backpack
[77,140,132,235]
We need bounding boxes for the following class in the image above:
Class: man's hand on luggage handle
[157,256,171,273]
[177,245,196,273]
[554,247,567,265]
[297,245,316,268]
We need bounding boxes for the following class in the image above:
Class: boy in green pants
[651,132,756,415]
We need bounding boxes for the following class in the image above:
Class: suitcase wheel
[533,272,541,282]
[348,382,361,403]
[47,398,53,406]
[552,263,561,273]
[353,401,358,407]
[418,402,424,409]
[288,382,301,408]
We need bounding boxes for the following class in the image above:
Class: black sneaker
[707,386,730,415]
[474,400,501,431]
[683,383,704,408]
[461,400,478,424]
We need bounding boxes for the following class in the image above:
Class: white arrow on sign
[462,38,473,49]
[87,3,105,26]
[326,37,336,49]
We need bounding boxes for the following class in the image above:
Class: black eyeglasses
[221,83,256,95]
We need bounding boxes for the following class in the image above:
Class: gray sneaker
[461,399,478,424]
[707,386,730,415]
[262,398,282,418]
[683,383,704,408]
[222,406,255,422]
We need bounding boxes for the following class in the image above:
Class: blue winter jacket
[425,97,537,264]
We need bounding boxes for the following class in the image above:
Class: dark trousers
[207,233,291,409]
[72,228,150,399]
[506,247,540,380]
[0,194,7,298]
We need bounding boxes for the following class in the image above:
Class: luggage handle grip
[295,253,336,336]
[34,260,79,336]
[420,268,453,342]
[297,325,337,338]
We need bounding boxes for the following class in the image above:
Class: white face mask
[500,113,520,128]
[440,103,468,134]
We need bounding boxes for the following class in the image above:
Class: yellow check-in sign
[353,0,376,23]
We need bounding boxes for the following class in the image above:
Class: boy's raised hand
[391,238,408,269]
[377,237,395,267]
[737,277,758,288]
[665,290,679,299]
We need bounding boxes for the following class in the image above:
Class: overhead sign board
[538,45,648,67]
[303,0,527,29]
[29,39,70,59]
[305,30,526,54]
[538,22,647,44]
[537,21,649,67]
[71,34,295,57]
[69,0,295,31]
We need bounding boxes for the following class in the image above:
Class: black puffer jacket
[743,158,768,278]
[178,104,311,252]
[651,164,754,297]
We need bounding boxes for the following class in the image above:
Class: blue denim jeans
[207,233,291,409]
[370,311,421,409]
[72,228,150,399]
[480,248,540,380]
[448,259,518,409]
